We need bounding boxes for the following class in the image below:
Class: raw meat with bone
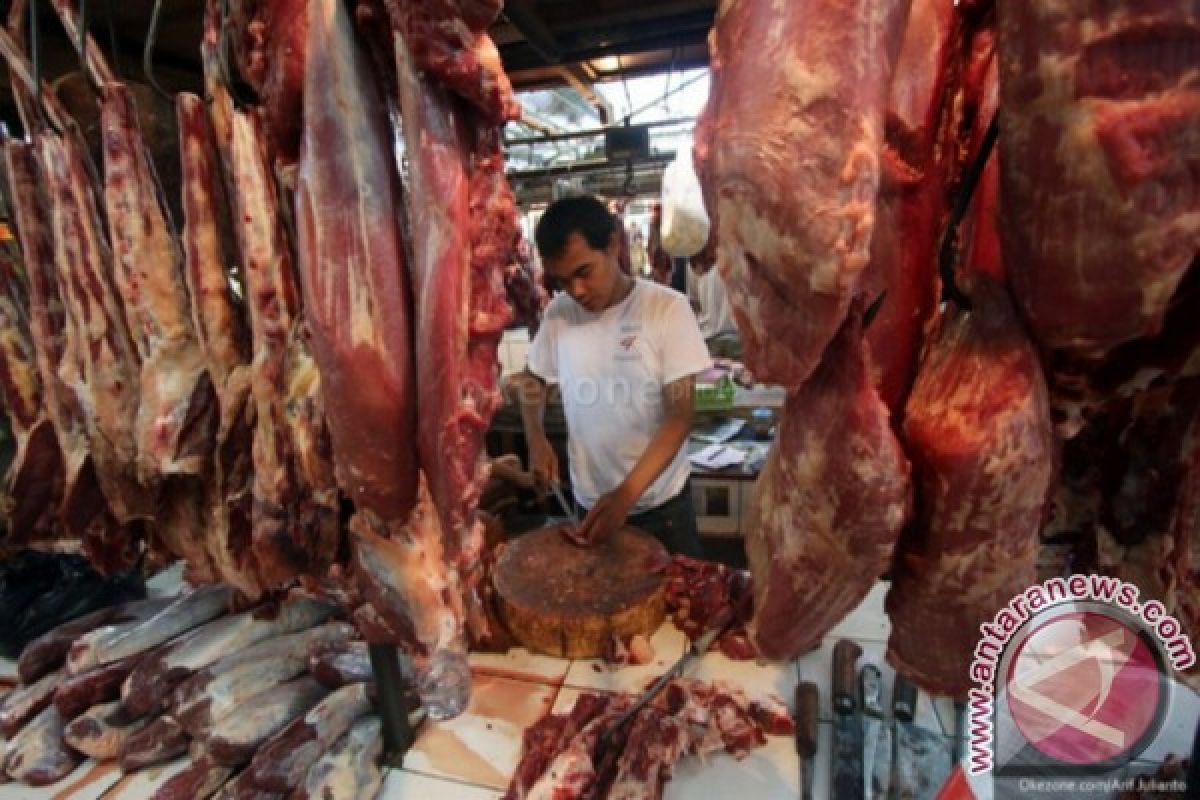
[228,107,336,592]
[743,310,912,660]
[694,0,911,388]
[394,1,518,651]
[997,0,1200,356]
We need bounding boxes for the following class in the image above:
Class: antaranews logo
[967,574,1195,794]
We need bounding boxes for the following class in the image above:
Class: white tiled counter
[1,581,1196,799]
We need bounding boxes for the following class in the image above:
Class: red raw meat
[887,264,1055,698]
[997,1,1200,355]
[744,310,911,660]
[695,0,911,388]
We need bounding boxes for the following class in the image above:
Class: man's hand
[528,435,560,492]
[576,485,636,546]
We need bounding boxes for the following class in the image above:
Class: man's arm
[577,374,696,543]
[511,367,559,490]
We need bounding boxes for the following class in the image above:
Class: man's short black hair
[535,195,615,262]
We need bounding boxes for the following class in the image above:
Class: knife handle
[832,640,861,714]
[795,681,818,758]
[892,674,918,722]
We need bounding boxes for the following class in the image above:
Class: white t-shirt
[527,280,712,513]
[687,265,738,339]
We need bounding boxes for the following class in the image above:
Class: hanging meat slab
[295,0,418,530]
[997,1,1200,355]
[694,0,912,388]
[743,310,911,660]
[887,270,1055,699]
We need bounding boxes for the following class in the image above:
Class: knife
[595,608,735,752]
[550,482,580,529]
[795,667,818,800]
[891,674,953,800]
[861,664,889,800]
[864,666,892,796]
[831,639,864,800]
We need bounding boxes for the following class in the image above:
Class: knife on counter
[794,667,818,800]
[860,664,891,799]
[832,639,864,800]
[891,674,953,800]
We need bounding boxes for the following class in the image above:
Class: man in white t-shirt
[514,195,712,555]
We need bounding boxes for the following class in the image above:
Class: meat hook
[937,112,999,312]
[28,0,39,106]
[143,0,171,100]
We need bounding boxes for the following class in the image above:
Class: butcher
[514,195,711,556]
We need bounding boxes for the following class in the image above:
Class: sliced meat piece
[62,700,150,760]
[308,640,372,688]
[997,1,1200,354]
[744,311,912,659]
[694,0,911,387]
[122,597,332,716]
[54,654,140,718]
[203,675,328,766]
[172,624,350,735]
[120,714,189,771]
[0,668,64,738]
[17,596,170,683]
[246,681,372,792]
[887,275,1055,699]
[69,585,233,672]
[293,714,383,800]
[149,755,231,800]
[2,705,80,785]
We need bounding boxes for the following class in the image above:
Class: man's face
[544,231,622,313]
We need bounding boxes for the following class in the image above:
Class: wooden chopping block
[492,525,669,659]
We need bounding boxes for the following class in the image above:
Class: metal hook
[143,0,171,100]
[28,0,40,106]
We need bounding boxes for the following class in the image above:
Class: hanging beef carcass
[861,0,962,416]
[996,1,1200,356]
[886,142,1057,697]
[0,227,62,540]
[391,0,520,651]
[227,107,337,593]
[296,0,465,701]
[694,0,912,389]
[743,309,911,659]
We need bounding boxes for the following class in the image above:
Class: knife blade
[831,640,864,800]
[550,482,580,530]
[794,666,818,800]
[891,674,953,800]
[595,608,735,753]
[860,664,885,800]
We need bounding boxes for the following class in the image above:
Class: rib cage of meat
[694,0,912,389]
[997,1,1200,356]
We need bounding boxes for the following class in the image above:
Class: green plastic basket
[695,374,736,412]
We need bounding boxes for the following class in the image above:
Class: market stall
[0,0,1195,798]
